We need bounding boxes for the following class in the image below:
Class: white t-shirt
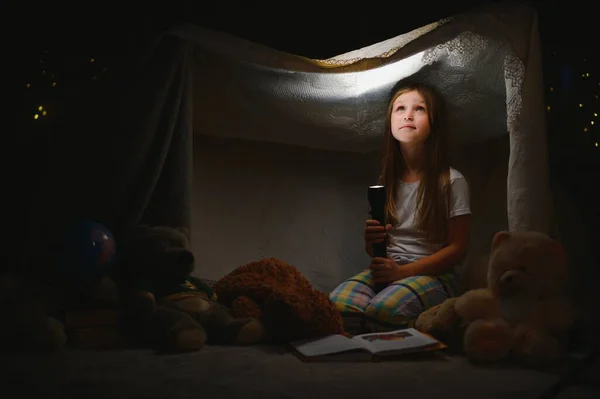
[386,167,471,264]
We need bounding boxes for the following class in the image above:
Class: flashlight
[368,185,387,259]
[368,185,388,293]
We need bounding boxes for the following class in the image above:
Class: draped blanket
[28,1,558,292]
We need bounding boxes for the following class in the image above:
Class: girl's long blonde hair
[378,81,451,243]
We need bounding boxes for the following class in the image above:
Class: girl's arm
[403,214,471,276]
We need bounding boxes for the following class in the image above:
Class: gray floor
[2,345,598,399]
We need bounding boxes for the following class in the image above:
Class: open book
[290,328,445,362]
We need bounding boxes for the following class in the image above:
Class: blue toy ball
[55,219,117,283]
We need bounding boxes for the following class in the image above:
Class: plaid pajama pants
[329,269,457,333]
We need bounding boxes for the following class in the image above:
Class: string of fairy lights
[577,73,599,149]
[23,51,108,123]
[21,49,599,150]
[544,53,600,150]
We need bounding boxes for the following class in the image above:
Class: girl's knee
[361,276,455,329]
[328,290,336,302]
[364,298,396,321]
[364,291,423,324]
[329,284,371,314]
[329,292,346,312]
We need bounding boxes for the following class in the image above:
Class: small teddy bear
[415,230,574,368]
[120,224,266,352]
[0,273,67,353]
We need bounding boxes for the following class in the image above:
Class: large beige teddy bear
[415,231,574,368]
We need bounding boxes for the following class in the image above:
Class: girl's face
[390,89,431,147]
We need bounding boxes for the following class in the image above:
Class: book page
[292,334,368,357]
[352,328,438,354]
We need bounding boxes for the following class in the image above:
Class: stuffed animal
[0,273,67,353]
[415,231,574,368]
[213,257,345,343]
[120,225,265,352]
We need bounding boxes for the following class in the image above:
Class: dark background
[13,0,599,150]
[10,0,599,249]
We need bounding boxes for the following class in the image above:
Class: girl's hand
[370,257,410,284]
[364,219,392,246]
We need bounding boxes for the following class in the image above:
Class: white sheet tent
[33,0,593,301]
[184,0,553,289]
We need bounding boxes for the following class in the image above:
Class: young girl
[329,81,472,333]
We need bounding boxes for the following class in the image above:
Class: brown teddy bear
[415,231,574,368]
[213,257,345,343]
[120,225,266,352]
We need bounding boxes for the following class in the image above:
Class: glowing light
[25,83,31,88]
[90,57,95,63]
[591,121,595,125]
[549,87,554,92]
[38,106,43,111]
[579,104,584,108]
[52,82,57,87]
[596,142,599,147]
[33,114,39,120]
[340,51,428,98]
[594,112,598,117]
[584,127,588,132]
[42,111,47,116]
[546,105,551,111]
